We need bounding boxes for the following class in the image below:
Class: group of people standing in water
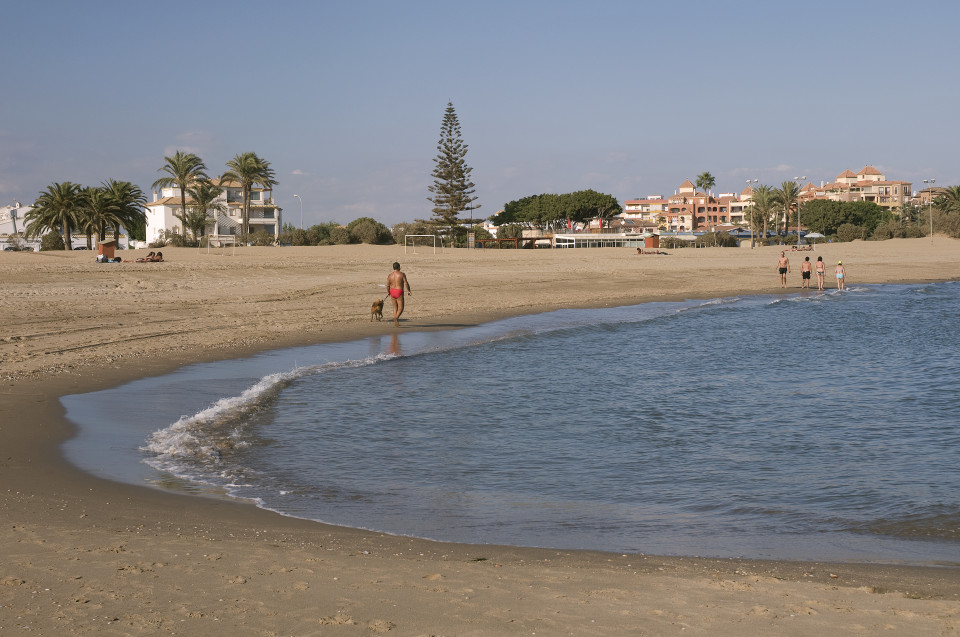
[778,252,845,291]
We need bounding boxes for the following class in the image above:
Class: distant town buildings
[621,166,915,232]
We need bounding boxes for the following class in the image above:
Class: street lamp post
[292,194,303,230]
[11,200,20,235]
[746,179,758,248]
[793,176,806,247]
[923,179,935,243]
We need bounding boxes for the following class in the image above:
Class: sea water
[61,282,960,564]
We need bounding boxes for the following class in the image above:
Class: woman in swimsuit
[835,260,846,291]
[815,256,825,291]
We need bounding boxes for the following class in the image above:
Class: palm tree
[24,182,83,249]
[749,184,776,247]
[102,179,147,243]
[221,152,277,238]
[895,201,915,227]
[79,186,122,248]
[935,185,960,215]
[772,180,801,235]
[694,171,716,231]
[152,151,208,239]
[185,179,224,241]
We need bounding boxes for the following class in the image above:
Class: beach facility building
[145,179,281,245]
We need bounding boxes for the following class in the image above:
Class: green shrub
[902,224,923,238]
[349,218,392,244]
[149,229,190,248]
[660,236,692,249]
[288,228,309,245]
[936,211,960,238]
[304,224,328,245]
[249,230,274,246]
[837,223,867,242]
[871,221,900,240]
[329,227,351,244]
[40,231,65,251]
[695,231,738,247]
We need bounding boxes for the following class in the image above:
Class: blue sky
[3,0,958,226]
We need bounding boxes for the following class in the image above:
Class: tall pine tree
[427,102,479,232]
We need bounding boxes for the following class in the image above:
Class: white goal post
[404,234,443,254]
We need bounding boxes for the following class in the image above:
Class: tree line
[491,190,622,230]
[24,180,147,250]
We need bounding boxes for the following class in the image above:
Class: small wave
[846,508,960,541]
[140,354,396,469]
[672,297,743,315]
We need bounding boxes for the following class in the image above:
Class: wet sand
[2,239,959,634]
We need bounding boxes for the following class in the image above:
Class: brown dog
[370,298,384,321]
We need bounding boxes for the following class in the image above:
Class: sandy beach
[3,238,960,635]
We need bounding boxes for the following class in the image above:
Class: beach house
[145,179,281,244]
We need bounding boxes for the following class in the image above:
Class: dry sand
[2,238,959,635]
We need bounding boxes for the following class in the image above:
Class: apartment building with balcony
[623,179,745,232]
[802,166,912,210]
[145,179,281,244]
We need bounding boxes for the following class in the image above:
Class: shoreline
[4,240,960,634]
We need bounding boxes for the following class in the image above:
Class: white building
[0,202,40,250]
[145,179,281,244]
[0,202,29,235]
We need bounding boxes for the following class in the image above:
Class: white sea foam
[141,354,395,468]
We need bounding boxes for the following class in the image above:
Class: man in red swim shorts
[387,262,412,326]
